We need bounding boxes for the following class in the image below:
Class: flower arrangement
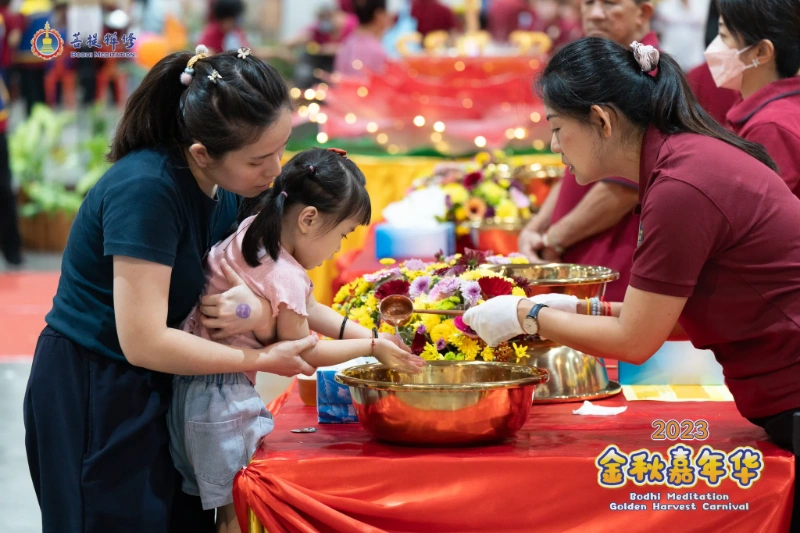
[333,250,537,363]
[408,152,538,236]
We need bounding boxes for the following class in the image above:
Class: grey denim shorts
[167,373,274,510]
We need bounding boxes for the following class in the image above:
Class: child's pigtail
[242,186,288,266]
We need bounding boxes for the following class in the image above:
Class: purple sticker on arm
[236,304,251,319]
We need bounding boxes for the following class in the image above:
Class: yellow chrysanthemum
[510,256,530,265]
[365,293,378,311]
[460,337,480,360]
[350,307,376,330]
[512,342,530,363]
[475,151,492,167]
[481,345,495,361]
[498,178,511,189]
[378,322,396,334]
[496,200,518,219]
[334,283,353,304]
[379,258,396,265]
[512,287,527,297]
[421,343,443,361]
[456,224,471,237]
[355,280,371,295]
[454,207,468,222]
[442,184,469,205]
[422,313,442,331]
[430,321,457,344]
[520,207,532,219]
[459,268,501,281]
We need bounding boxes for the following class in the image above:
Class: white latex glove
[530,294,579,313]
[462,295,525,347]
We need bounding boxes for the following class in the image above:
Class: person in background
[198,0,248,54]
[531,0,583,50]
[488,0,535,42]
[711,0,800,198]
[333,0,391,76]
[0,2,20,267]
[411,0,459,37]
[0,0,22,89]
[286,3,357,55]
[685,0,738,124]
[518,0,655,301]
[652,0,709,71]
[15,0,50,116]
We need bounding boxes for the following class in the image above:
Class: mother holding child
[23,45,422,533]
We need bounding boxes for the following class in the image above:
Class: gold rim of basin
[484,263,620,285]
[335,361,549,392]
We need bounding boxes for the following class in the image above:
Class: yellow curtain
[280,153,562,304]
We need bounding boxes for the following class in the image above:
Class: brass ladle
[379,294,465,327]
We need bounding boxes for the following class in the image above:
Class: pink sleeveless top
[183,216,313,383]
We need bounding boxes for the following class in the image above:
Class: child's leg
[216,503,241,533]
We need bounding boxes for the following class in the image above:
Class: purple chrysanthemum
[416,324,427,335]
[403,259,429,271]
[460,280,482,306]
[429,277,461,300]
[364,268,401,283]
[410,276,432,298]
[436,338,447,351]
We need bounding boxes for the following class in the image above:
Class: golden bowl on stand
[485,263,623,403]
[335,361,549,446]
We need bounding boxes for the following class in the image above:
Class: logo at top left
[31,21,64,60]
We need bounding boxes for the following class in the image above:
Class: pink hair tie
[630,41,660,75]
[280,191,288,198]
[309,165,315,173]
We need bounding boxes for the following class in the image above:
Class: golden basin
[485,263,622,403]
[335,361,549,446]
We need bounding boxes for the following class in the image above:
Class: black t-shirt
[46,147,239,362]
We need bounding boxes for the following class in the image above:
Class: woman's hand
[199,259,270,339]
[374,339,426,373]
[462,295,525,346]
[260,335,318,377]
[378,331,412,353]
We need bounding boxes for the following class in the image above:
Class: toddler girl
[168,148,424,532]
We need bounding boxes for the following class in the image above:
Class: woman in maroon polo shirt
[463,37,800,529]
[708,0,800,197]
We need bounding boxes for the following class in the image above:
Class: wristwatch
[523,303,549,337]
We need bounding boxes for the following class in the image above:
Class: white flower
[207,69,222,83]
[237,47,251,59]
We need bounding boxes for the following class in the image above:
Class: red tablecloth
[235,382,794,533]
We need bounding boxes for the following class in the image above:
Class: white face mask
[704,35,759,91]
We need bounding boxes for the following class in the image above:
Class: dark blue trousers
[23,327,215,533]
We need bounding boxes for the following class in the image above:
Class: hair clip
[237,47,251,59]
[327,147,350,160]
[309,164,316,174]
[181,45,210,86]
[208,70,222,83]
[280,191,288,198]
[630,41,660,75]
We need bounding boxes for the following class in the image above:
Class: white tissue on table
[572,400,627,416]
[382,187,447,228]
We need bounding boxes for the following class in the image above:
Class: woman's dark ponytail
[537,37,777,172]
[649,53,777,171]
[108,52,192,162]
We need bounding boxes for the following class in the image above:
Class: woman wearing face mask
[705,0,800,197]
[463,37,800,530]
[23,47,318,533]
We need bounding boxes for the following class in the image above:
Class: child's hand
[378,332,412,353]
[374,339,426,374]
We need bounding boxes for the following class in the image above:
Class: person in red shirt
[464,37,800,530]
[411,0,459,37]
[710,0,800,198]
[198,0,249,54]
[518,0,655,300]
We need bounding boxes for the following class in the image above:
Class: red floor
[0,272,59,360]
